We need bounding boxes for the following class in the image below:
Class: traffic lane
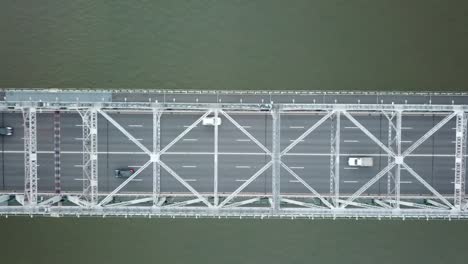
[400,115,434,154]
[377,95,429,105]
[430,95,468,105]
[339,155,386,195]
[280,155,331,194]
[218,95,271,104]
[165,126,214,153]
[0,140,3,190]
[274,94,325,104]
[160,154,214,193]
[60,113,84,152]
[2,113,24,151]
[217,155,269,193]
[218,115,270,153]
[59,153,88,193]
[280,114,331,153]
[0,112,3,189]
[323,95,376,104]
[401,116,455,155]
[103,153,152,193]
[399,156,452,195]
[36,113,54,151]
[112,93,164,103]
[216,113,270,153]
[106,113,153,152]
[3,153,24,192]
[161,113,214,153]
[221,113,271,147]
[170,94,217,103]
[37,153,55,192]
[432,156,456,195]
[339,115,385,155]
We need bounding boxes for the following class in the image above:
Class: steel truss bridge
[0,89,467,219]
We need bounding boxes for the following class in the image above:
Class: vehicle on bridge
[0,126,13,136]
[114,168,135,178]
[348,157,373,167]
[202,116,221,126]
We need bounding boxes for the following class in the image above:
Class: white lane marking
[182,165,197,168]
[75,124,84,127]
[74,138,84,141]
[235,179,248,182]
[184,125,198,128]
[236,139,251,142]
[128,124,143,128]
[289,139,305,142]
[74,178,86,181]
[3,150,466,158]
[289,180,300,183]
[130,179,143,182]
[344,140,359,143]
[401,140,413,143]
[451,168,455,171]
[133,139,143,141]
[242,126,251,129]
[401,127,413,130]
[290,166,304,169]
[400,181,412,184]
[344,167,358,170]
[451,141,456,143]
[73,165,83,168]
[289,126,305,129]
[128,165,143,168]
[235,166,251,169]
[184,179,197,182]
[452,127,457,130]
[344,126,358,129]
[343,180,358,183]
[183,138,198,141]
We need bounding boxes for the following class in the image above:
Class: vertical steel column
[213,109,219,206]
[394,111,402,208]
[454,111,466,210]
[54,111,61,194]
[271,107,281,210]
[386,112,395,199]
[330,111,339,207]
[23,107,37,205]
[153,109,161,206]
[81,108,98,206]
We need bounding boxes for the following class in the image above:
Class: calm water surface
[0,1,468,263]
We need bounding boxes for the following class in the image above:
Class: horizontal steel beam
[2,101,468,112]
[1,206,468,219]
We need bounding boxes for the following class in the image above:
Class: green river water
[0,1,468,263]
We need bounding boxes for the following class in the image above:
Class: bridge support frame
[79,108,98,206]
[2,99,468,218]
[23,107,38,206]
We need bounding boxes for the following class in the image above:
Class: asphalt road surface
[0,107,462,198]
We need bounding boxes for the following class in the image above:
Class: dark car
[0,127,13,136]
[114,168,135,178]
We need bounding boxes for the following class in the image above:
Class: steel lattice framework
[0,98,468,219]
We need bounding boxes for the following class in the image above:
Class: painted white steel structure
[0,92,468,219]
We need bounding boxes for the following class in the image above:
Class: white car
[348,157,373,167]
[202,117,222,126]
